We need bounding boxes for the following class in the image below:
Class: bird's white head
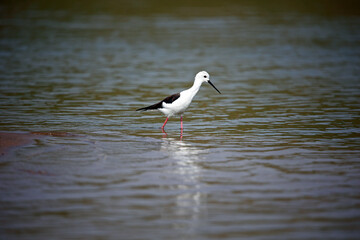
[195,71,210,83]
[195,71,221,94]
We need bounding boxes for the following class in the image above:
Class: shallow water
[1,1,360,239]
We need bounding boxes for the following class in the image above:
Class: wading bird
[136,71,221,131]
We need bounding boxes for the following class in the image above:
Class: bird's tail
[136,106,151,111]
[136,102,162,111]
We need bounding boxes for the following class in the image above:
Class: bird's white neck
[186,78,203,97]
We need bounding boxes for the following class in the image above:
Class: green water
[1,1,360,239]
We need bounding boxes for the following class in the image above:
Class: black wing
[136,93,180,111]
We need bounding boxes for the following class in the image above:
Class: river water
[1,1,360,239]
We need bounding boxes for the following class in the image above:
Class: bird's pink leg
[162,117,169,129]
[180,116,183,129]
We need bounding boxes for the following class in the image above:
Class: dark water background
[1,1,360,239]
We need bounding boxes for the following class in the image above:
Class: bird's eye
[204,76,207,78]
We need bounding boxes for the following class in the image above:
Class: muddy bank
[0,131,73,157]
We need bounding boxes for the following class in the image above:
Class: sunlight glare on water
[0,1,360,239]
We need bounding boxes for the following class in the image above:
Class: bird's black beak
[208,80,221,94]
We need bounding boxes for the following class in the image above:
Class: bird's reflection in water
[161,128,183,140]
[160,137,207,232]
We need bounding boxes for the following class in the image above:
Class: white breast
[160,90,194,117]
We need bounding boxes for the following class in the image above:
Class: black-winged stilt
[136,71,221,130]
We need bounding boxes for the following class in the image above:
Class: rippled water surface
[1,1,360,239]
